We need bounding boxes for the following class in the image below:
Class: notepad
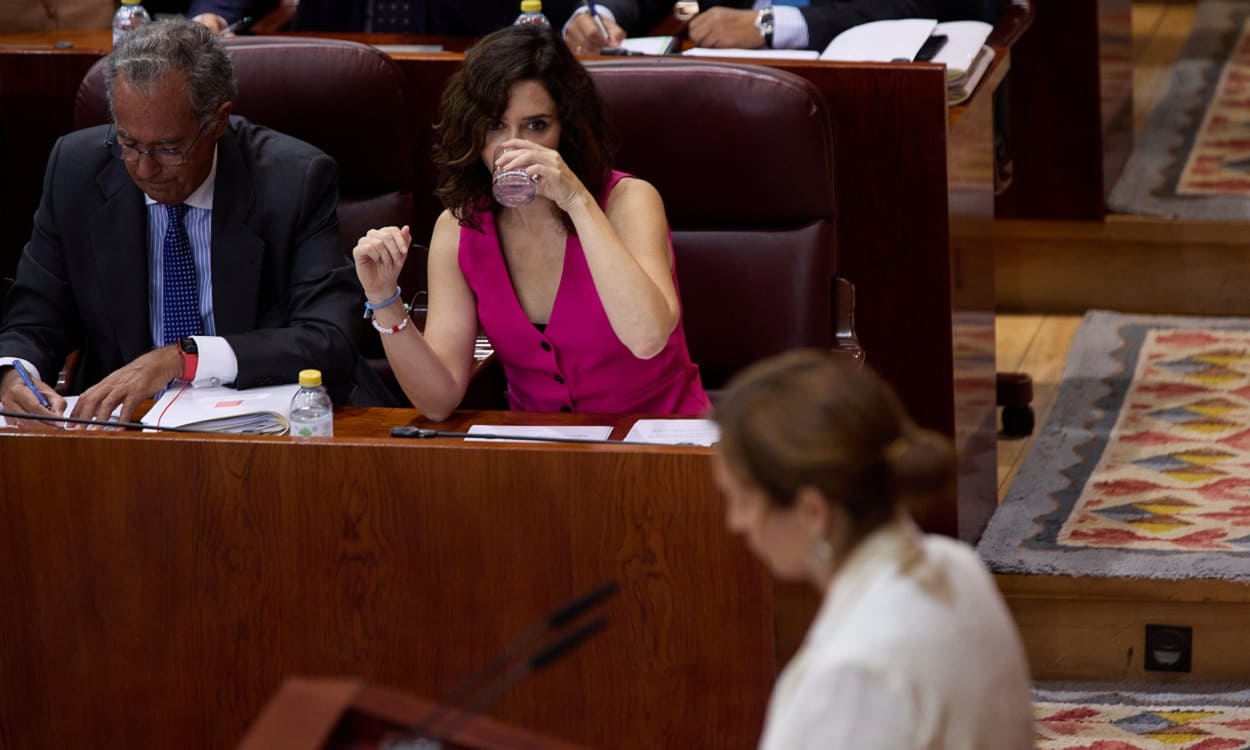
[682,47,819,60]
[623,419,719,446]
[617,36,678,55]
[464,424,613,443]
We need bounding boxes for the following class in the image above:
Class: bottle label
[291,413,333,438]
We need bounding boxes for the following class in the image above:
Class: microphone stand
[0,409,201,433]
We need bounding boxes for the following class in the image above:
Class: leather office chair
[74,36,416,256]
[587,60,861,392]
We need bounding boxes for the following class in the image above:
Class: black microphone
[381,582,619,749]
[0,408,200,433]
[390,426,620,445]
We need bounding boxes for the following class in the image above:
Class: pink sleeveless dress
[458,171,710,414]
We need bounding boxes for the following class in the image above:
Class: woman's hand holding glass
[493,139,587,213]
[353,225,411,303]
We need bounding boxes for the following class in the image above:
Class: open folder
[142,383,301,434]
[683,18,994,103]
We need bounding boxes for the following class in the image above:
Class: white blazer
[758,514,1035,750]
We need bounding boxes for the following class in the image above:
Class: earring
[808,536,833,575]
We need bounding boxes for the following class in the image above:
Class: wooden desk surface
[0,410,806,749]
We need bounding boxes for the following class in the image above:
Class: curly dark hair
[433,24,615,232]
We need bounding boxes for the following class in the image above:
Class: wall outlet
[1145,624,1192,672]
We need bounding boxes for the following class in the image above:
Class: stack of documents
[142,383,301,435]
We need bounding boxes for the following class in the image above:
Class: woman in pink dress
[352,24,709,420]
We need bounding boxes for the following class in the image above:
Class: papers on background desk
[617,36,678,55]
[372,44,445,54]
[682,47,818,61]
[623,419,719,446]
[142,383,300,435]
[464,424,613,443]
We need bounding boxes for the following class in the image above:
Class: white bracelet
[372,314,410,335]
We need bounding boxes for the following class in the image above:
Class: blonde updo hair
[714,350,954,532]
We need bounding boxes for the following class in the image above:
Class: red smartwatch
[178,336,199,382]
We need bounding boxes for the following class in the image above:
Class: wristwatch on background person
[754,6,775,48]
[178,336,199,382]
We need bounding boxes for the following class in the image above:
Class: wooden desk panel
[0,413,782,749]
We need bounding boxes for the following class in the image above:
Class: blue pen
[11,360,52,411]
[583,0,612,45]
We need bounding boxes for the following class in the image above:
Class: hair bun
[886,428,954,497]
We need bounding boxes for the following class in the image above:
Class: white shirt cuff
[771,6,809,50]
[563,5,618,38]
[187,335,238,388]
[0,357,43,384]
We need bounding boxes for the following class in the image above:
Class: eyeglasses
[104,123,210,166]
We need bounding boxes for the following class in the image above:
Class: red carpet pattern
[1177,17,1250,196]
[1036,701,1250,749]
[1056,329,1250,552]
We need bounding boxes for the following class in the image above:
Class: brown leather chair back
[587,60,855,390]
[74,36,416,256]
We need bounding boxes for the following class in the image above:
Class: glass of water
[491,146,536,207]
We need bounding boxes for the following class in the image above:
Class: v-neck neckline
[487,209,572,334]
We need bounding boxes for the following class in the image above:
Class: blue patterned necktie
[161,203,202,345]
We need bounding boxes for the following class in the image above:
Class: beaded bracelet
[371,305,411,335]
[363,286,402,318]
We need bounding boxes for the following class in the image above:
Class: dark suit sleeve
[0,138,84,383]
[800,0,941,51]
[223,153,360,394]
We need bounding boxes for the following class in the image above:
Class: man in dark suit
[0,19,373,422]
[191,0,580,35]
[565,0,963,55]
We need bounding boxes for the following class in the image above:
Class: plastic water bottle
[112,0,152,46]
[514,0,551,28]
[289,369,334,438]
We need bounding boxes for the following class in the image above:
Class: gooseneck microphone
[0,409,200,433]
[381,581,620,749]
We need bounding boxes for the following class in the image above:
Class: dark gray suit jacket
[0,116,370,403]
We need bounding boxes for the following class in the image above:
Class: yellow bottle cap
[298,369,323,388]
[521,0,542,12]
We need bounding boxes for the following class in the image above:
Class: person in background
[352,25,709,420]
[712,350,1034,749]
[0,19,382,422]
[564,0,986,55]
[190,0,579,35]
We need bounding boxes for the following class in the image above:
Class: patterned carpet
[978,311,1250,579]
[1109,0,1250,219]
[1036,684,1250,749]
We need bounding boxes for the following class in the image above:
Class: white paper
[623,419,720,446]
[933,21,993,79]
[372,44,445,54]
[464,424,613,443]
[617,36,677,55]
[142,383,301,430]
[682,47,819,61]
[819,18,937,62]
[0,396,120,428]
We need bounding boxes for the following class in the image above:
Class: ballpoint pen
[11,360,52,411]
[223,15,253,35]
[582,0,611,45]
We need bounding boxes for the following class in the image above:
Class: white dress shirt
[759,513,1035,750]
[144,147,239,387]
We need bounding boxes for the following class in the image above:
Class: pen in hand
[582,0,612,45]
[222,15,253,35]
[11,360,53,411]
